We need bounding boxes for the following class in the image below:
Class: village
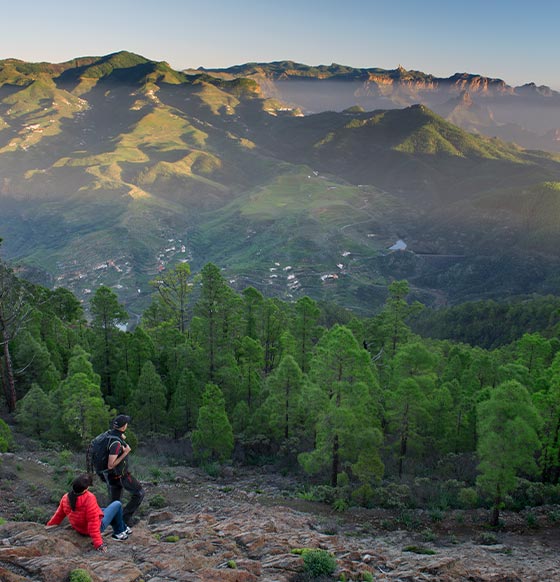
[53,235,191,313]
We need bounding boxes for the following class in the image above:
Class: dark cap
[112,414,131,429]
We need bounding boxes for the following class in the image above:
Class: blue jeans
[100,500,126,534]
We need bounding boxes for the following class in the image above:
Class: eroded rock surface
[1,453,560,581]
[1,498,560,582]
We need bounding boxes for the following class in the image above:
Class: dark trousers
[106,472,145,525]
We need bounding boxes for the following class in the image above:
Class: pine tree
[387,378,430,478]
[51,346,110,446]
[90,286,128,396]
[262,354,305,442]
[150,262,193,333]
[15,383,56,438]
[131,361,167,434]
[236,335,264,411]
[292,296,321,374]
[385,341,438,476]
[168,369,202,437]
[109,369,133,411]
[193,263,241,381]
[534,351,560,483]
[477,380,542,526]
[368,280,422,358]
[0,263,33,411]
[299,325,383,486]
[242,286,263,340]
[261,298,287,374]
[13,330,60,393]
[192,383,234,462]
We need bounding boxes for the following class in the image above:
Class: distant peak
[101,51,150,66]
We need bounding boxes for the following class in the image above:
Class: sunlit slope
[0,53,287,311]
[1,52,560,312]
[258,105,560,205]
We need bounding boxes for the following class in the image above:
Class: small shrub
[332,498,348,512]
[336,472,349,488]
[403,545,436,555]
[320,520,339,535]
[69,569,92,582]
[0,419,13,452]
[525,512,538,529]
[351,483,375,508]
[477,532,498,545]
[150,467,163,481]
[15,502,49,523]
[547,509,560,523]
[429,508,444,523]
[57,449,73,467]
[296,485,339,505]
[374,483,411,509]
[0,517,6,526]
[361,572,374,582]
[421,528,437,542]
[227,560,237,569]
[164,535,179,542]
[149,494,167,509]
[296,490,316,501]
[312,485,337,505]
[302,549,337,577]
[202,461,221,478]
[458,487,478,509]
[395,510,421,530]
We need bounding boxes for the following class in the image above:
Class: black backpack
[86,431,123,475]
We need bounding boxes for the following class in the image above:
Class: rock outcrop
[1,452,559,581]
[2,497,559,581]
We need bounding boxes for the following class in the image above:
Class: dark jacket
[107,429,128,478]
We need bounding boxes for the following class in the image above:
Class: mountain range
[1,51,560,316]
[197,61,560,153]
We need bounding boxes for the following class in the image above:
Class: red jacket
[47,490,103,548]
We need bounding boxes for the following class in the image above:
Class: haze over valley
[1,52,560,315]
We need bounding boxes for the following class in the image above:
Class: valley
[1,52,560,316]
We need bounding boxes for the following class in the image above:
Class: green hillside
[1,53,560,314]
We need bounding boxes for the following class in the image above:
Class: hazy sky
[2,0,559,90]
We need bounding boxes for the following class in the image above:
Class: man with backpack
[89,414,145,527]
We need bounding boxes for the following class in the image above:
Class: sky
[2,0,559,90]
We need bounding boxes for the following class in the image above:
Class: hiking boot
[124,526,132,535]
[111,531,129,541]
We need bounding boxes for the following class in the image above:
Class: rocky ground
[1,447,560,582]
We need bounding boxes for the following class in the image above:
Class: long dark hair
[68,474,93,511]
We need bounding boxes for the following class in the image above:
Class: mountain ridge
[198,60,559,98]
[1,53,560,315]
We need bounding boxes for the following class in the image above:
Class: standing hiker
[45,473,130,551]
[93,414,145,527]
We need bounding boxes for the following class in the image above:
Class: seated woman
[45,473,131,552]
